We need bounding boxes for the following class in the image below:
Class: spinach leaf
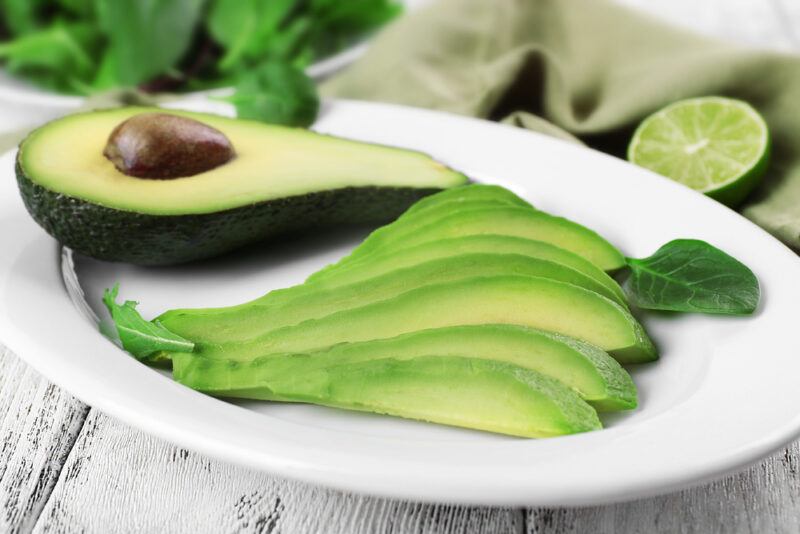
[0,0,46,36]
[56,0,94,16]
[0,0,400,113]
[207,0,298,70]
[0,21,99,92]
[623,239,759,315]
[103,285,194,361]
[223,61,319,127]
[94,0,204,87]
[304,0,401,59]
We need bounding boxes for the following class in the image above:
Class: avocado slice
[156,252,627,343]
[173,325,637,411]
[305,234,625,304]
[188,275,657,363]
[303,185,536,281]
[337,198,533,262]
[402,184,532,216]
[172,354,602,438]
[332,206,625,273]
[16,107,467,265]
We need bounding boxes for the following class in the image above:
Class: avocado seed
[103,112,235,179]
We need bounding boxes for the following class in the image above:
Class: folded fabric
[323,0,800,251]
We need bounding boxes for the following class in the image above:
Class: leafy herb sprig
[622,239,759,315]
[0,0,401,126]
[103,284,194,362]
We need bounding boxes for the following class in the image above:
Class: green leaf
[207,0,298,70]
[223,61,319,127]
[304,0,401,59]
[1,0,400,95]
[0,21,100,92]
[90,49,119,90]
[623,239,760,315]
[94,0,204,87]
[102,285,194,361]
[56,0,94,16]
[0,0,47,36]
[207,0,258,70]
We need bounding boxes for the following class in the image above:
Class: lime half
[628,97,770,206]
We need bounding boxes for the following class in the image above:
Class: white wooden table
[2,1,799,532]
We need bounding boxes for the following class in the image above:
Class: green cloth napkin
[323,0,800,251]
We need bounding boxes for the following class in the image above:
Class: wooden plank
[32,411,522,534]
[0,347,89,534]
[527,442,800,534]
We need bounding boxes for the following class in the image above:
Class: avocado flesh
[16,107,466,265]
[307,183,537,278]
[172,354,602,438]
[305,235,626,304]
[18,107,466,214]
[403,184,532,216]
[172,325,637,411]
[326,198,534,268]
[332,206,625,272]
[157,253,626,343]
[186,276,657,364]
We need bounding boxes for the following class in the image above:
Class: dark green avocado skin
[16,160,444,265]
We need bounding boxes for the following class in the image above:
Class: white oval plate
[2,100,800,506]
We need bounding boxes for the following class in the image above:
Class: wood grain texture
[527,443,800,533]
[0,348,88,534]
[32,411,521,534]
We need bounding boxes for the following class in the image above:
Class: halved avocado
[16,107,467,265]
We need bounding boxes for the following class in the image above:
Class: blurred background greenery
[0,0,402,125]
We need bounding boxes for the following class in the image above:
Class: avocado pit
[103,112,235,179]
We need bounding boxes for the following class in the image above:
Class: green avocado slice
[337,198,534,258]
[301,185,536,281]
[184,275,657,364]
[305,234,625,304]
[15,107,466,265]
[156,252,627,343]
[333,206,625,272]
[172,354,602,438]
[172,325,637,411]
[402,183,532,216]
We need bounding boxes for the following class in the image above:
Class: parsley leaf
[102,284,194,361]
